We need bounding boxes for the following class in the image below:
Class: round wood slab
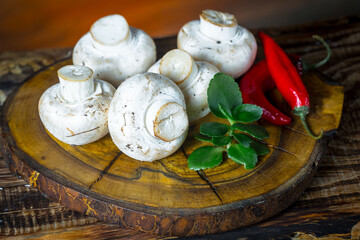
[0,52,343,236]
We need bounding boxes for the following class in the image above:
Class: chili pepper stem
[302,35,331,72]
[293,106,323,140]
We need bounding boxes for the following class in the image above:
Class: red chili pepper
[240,60,292,125]
[240,35,330,127]
[259,31,324,139]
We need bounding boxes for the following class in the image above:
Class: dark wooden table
[1,15,360,239]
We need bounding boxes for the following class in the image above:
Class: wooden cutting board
[0,41,343,236]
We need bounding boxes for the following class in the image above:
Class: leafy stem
[187,73,270,170]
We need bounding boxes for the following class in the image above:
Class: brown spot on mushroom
[65,126,100,137]
[67,128,75,135]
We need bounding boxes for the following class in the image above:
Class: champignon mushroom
[73,14,156,87]
[38,65,115,145]
[148,49,219,122]
[177,9,257,78]
[108,72,189,162]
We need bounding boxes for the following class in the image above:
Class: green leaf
[232,133,253,147]
[231,105,242,119]
[231,123,269,140]
[194,133,212,142]
[251,141,270,156]
[228,144,258,169]
[232,104,263,123]
[218,103,233,119]
[207,73,242,119]
[187,146,224,170]
[200,122,229,137]
[212,136,232,146]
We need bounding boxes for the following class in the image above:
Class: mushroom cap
[148,50,219,123]
[177,10,257,78]
[108,72,189,162]
[38,80,115,145]
[73,14,156,87]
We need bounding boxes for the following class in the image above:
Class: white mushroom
[108,72,189,162]
[177,9,257,78]
[38,65,115,145]
[148,49,219,122]
[73,14,156,87]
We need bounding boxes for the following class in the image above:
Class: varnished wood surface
[0,15,360,239]
[0,49,343,237]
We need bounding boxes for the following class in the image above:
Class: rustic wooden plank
[0,157,27,188]
[2,222,161,240]
[0,185,98,236]
[0,48,72,106]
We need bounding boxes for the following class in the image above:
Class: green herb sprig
[187,73,270,170]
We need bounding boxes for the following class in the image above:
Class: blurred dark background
[0,0,359,51]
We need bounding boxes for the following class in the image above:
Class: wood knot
[250,205,265,218]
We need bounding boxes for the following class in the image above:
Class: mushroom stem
[58,65,95,103]
[145,99,188,142]
[90,14,131,46]
[159,49,198,89]
[199,10,238,41]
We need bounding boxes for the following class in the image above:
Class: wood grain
[0,15,360,239]
[0,33,343,237]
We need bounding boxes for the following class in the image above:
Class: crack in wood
[284,126,309,136]
[197,169,223,204]
[88,152,122,190]
[180,147,223,204]
[257,139,296,156]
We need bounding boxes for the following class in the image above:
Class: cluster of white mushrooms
[38,10,257,162]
